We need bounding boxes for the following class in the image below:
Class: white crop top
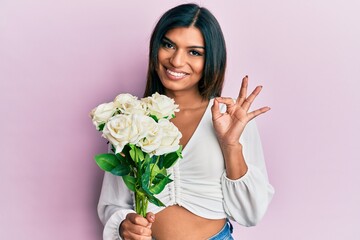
[97,99,275,240]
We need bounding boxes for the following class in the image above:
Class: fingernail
[150,215,155,221]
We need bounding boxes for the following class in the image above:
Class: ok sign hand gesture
[211,76,270,147]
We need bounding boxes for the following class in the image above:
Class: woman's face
[156,27,205,96]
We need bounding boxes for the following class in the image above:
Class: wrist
[220,143,248,179]
[220,142,243,152]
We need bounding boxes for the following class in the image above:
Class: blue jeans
[208,220,234,240]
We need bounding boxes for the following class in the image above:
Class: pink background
[1,0,359,239]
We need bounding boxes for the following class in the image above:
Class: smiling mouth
[166,68,188,79]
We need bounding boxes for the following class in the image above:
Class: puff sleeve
[221,120,275,226]
[97,172,136,240]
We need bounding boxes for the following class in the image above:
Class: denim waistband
[208,220,234,240]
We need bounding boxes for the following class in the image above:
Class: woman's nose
[169,50,185,67]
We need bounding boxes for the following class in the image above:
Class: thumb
[146,212,155,228]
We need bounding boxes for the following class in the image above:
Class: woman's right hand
[119,212,155,240]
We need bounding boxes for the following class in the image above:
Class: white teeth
[167,69,186,78]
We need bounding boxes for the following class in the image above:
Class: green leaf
[152,173,166,185]
[98,123,105,131]
[111,163,131,176]
[122,175,136,192]
[115,152,126,163]
[135,146,144,161]
[138,178,166,207]
[144,153,151,164]
[150,175,172,194]
[163,152,179,169]
[119,145,136,168]
[149,114,159,122]
[150,164,161,179]
[157,155,165,169]
[146,193,165,207]
[122,144,131,157]
[141,163,151,190]
[176,145,183,157]
[115,152,134,168]
[129,146,136,161]
[152,171,168,184]
[94,153,120,172]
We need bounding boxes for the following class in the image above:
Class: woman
[98,3,274,240]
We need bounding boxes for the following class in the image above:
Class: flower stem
[135,190,148,217]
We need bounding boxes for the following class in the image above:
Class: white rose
[127,114,156,144]
[114,93,146,115]
[90,102,117,130]
[153,119,182,156]
[136,120,162,154]
[142,92,179,120]
[102,114,132,154]
[102,114,155,154]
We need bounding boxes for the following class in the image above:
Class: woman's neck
[165,90,207,110]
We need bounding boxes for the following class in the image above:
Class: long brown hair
[143,3,227,100]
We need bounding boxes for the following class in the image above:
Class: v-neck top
[98,99,275,240]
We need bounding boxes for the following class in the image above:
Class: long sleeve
[221,120,275,226]
[97,172,136,240]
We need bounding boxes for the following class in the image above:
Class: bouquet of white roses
[90,93,182,217]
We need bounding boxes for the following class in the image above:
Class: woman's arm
[98,172,155,240]
[97,172,136,239]
[221,120,274,226]
[211,76,274,225]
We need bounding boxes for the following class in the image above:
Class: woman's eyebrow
[162,37,175,45]
[163,36,205,49]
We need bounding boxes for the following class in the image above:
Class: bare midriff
[151,205,226,240]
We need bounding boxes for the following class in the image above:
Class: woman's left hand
[211,76,270,147]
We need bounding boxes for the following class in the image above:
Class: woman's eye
[189,50,202,56]
[162,42,174,49]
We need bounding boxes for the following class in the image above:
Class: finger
[122,229,152,240]
[242,85,263,111]
[146,212,155,229]
[214,97,235,107]
[211,98,222,121]
[124,223,152,237]
[247,106,271,121]
[127,213,149,227]
[146,212,155,223]
[214,97,236,116]
[131,225,152,236]
[236,75,248,105]
[120,219,152,239]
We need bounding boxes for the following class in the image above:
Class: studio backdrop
[1,0,359,239]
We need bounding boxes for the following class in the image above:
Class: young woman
[98,4,274,240]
